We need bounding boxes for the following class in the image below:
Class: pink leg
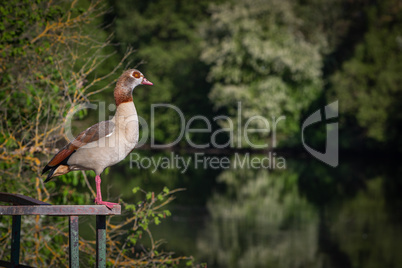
[94,175,118,209]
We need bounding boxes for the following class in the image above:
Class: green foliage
[200,0,324,147]
[0,0,114,265]
[102,187,198,267]
[107,0,224,147]
[2,0,402,266]
[328,0,402,149]
[0,1,194,267]
[126,188,173,245]
[106,0,402,152]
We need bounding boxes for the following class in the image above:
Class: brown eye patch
[132,71,141,78]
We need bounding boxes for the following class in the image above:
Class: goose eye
[132,71,141,78]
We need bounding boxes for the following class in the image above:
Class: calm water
[102,151,402,268]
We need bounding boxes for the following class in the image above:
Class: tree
[200,0,324,148]
[106,0,224,147]
[328,0,402,151]
[0,1,193,266]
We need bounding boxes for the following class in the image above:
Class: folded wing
[42,120,115,181]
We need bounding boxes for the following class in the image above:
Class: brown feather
[42,120,115,179]
[47,147,76,167]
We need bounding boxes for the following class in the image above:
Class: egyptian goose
[42,69,153,208]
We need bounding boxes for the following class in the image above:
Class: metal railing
[0,192,121,268]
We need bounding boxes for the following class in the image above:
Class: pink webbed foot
[94,198,118,209]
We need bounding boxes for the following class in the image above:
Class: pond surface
[104,151,402,268]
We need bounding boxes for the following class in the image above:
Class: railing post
[11,215,21,267]
[96,215,106,268]
[69,216,79,268]
[1,193,121,268]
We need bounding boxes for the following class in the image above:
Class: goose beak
[142,77,153,86]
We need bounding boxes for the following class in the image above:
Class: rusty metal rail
[0,192,121,268]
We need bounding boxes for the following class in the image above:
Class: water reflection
[198,165,319,267]
[196,156,402,268]
[108,152,402,268]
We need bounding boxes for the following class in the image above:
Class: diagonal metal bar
[0,192,50,205]
[0,260,35,268]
